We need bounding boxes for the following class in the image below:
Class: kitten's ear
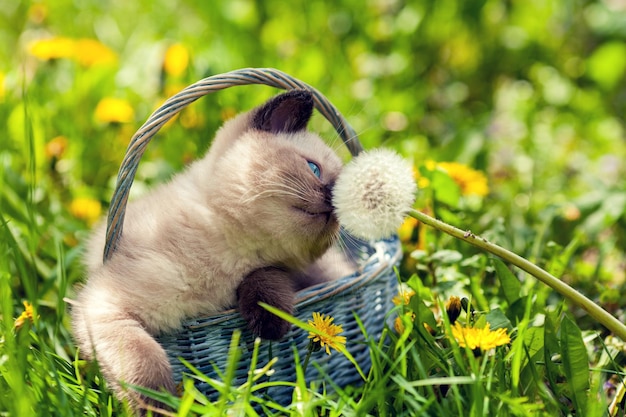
[252,90,314,133]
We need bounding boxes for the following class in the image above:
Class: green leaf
[410,297,438,335]
[508,296,530,323]
[429,249,463,265]
[484,308,513,331]
[492,258,522,306]
[543,312,561,394]
[560,316,589,414]
[407,273,434,301]
[431,169,461,207]
[520,327,544,370]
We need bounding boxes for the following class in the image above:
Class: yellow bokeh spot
[0,71,5,100]
[95,97,135,124]
[70,197,102,225]
[45,136,68,159]
[563,205,581,221]
[28,37,75,60]
[165,83,186,98]
[424,159,437,171]
[74,38,117,67]
[164,43,189,77]
[180,106,202,129]
[28,36,117,67]
[417,177,430,189]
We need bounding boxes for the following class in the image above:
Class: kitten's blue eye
[307,161,321,179]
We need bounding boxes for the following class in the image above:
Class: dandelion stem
[302,346,312,374]
[408,209,626,342]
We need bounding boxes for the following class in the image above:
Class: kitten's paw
[248,305,292,340]
[237,267,296,340]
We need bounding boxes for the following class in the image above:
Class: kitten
[71,91,354,413]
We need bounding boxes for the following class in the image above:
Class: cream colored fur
[72,95,353,412]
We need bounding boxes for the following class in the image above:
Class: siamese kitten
[72,91,354,412]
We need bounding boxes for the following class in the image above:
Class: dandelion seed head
[333,149,417,240]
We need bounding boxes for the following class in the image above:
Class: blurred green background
[1,0,625,319]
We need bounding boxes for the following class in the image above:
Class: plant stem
[302,346,313,374]
[408,209,626,342]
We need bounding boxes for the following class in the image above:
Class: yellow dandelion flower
[73,38,117,67]
[70,197,101,225]
[163,43,189,77]
[445,296,463,325]
[392,285,415,306]
[308,312,347,355]
[451,322,510,351]
[14,301,35,329]
[28,37,75,60]
[95,97,134,123]
[436,162,489,197]
[394,311,415,334]
[45,135,68,159]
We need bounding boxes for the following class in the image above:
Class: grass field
[2,0,626,416]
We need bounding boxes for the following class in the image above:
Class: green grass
[2,0,626,416]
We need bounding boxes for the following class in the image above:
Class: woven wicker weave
[103,68,401,404]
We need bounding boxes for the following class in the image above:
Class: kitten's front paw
[237,267,295,340]
[248,304,292,340]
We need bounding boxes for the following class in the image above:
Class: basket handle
[103,68,363,262]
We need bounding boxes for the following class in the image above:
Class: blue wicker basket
[102,68,401,404]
